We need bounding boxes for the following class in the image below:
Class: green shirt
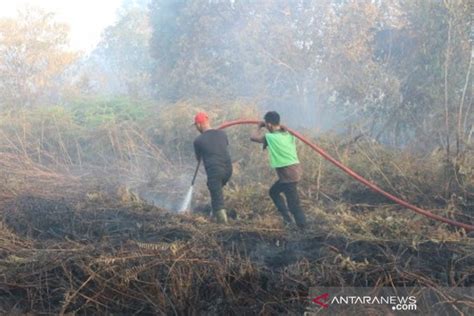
[264,131,299,168]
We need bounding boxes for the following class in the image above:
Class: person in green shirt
[250,111,307,229]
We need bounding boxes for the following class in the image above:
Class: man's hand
[250,123,266,143]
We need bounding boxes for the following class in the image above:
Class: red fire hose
[218,119,474,232]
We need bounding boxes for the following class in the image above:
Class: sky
[0,0,123,52]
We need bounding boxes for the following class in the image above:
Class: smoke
[117,151,199,213]
[125,171,196,212]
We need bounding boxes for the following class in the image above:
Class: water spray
[178,159,201,213]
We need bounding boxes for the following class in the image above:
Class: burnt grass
[0,195,472,315]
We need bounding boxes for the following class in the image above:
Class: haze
[0,0,122,52]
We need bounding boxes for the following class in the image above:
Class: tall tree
[0,7,77,108]
[76,1,154,98]
[147,0,471,151]
[149,0,240,100]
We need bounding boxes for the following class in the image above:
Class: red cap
[194,112,209,124]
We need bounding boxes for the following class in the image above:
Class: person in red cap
[193,112,232,223]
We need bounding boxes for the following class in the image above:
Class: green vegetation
[70,97,152,127]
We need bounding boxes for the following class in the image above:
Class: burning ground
[1,190,473,315]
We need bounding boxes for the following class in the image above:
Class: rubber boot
[278,209,293,224]
[216,209,228,224]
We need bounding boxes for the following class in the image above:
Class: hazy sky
[0,0,122,52]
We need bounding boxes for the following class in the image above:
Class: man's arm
[193,140,201,161]
[250,122,266,143]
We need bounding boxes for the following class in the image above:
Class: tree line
[0,0,471,157]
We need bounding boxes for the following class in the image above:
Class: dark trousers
[207,169,232,212]
[269,180,306,228]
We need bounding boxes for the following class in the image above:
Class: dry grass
[1,192,472,315]
[0,101,472,314]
